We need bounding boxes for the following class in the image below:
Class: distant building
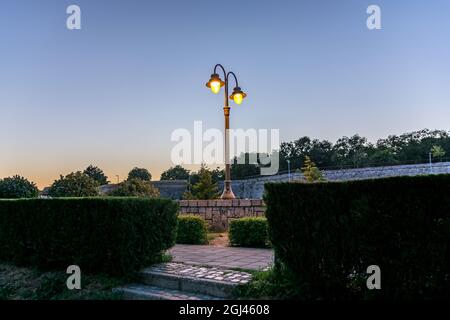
[99,184,119,195]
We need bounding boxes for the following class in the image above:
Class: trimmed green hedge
[265,175,450,300]
[176,215,208,245]
[229,217,269,248]
[0,198,178,276]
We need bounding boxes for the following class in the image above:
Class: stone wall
[178,199,265,231]
[153,180,187,199]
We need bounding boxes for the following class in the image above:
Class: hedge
[229,217,269,248]
[0,198,178,276]
[176,215,208,245]
[265,175,450,300]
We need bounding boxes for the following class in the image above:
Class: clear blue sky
[1,0,450,187]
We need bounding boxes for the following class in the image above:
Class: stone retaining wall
[178,199,265,231]
[219,161,450,199]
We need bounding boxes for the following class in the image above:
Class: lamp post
[429,152,433,174]
[287,160,291,182]
[206,64,247,199]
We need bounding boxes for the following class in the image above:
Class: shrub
[0,198,178,276]
[187,164,219,200]
[0,175,39,199]
[177,215,208,245]
[34,273,66,300]
[127,167,152,181]
[265,175,450,300]
[301,156,325,182]
[48,172,99,197]
[229,217,269,248]
[109,179,160,197]
[237,267,301,299]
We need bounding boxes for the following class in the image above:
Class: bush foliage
[0,176,39,199]
[48,172,99,197]
[0,198,178,276]
[229,217,269,248]
[265,175,450,299]
[109,179,160,198]
[176,215,208,245]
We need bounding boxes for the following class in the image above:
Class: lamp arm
[214,64,227,79]
[226,71,239,88]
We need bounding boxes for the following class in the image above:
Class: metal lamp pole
[287,160,291,182]
[206,64,247,200]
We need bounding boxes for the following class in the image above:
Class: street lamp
[287,160,291,182]
[206,64,247,199]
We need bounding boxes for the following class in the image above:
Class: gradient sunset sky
[1,0,450,188]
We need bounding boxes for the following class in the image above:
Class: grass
[236,267,301,300]
[207,232,222,241]
[207,232,229,246]
[0,264,126,300]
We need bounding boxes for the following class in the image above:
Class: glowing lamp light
[233,93,243,104]
[210,80,222,94]
[230,87,247,105]
[206,74,225,94]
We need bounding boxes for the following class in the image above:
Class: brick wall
[178,199,265,231]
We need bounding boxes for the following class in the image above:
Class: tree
[48,172,99,197]
[309,139,334,168]
[431,145,446,160]
[160,165,190,180]
[301,156,325,182]
[109,179,160,198]
[368,149,398,166]
[0,175,39,199]
[83,165,109,185]
[127,167,152,181]
[188,166,224,186]
[188,165,219,200]
[231,153,263,179]
[210,167,225,182]
[332,135,370,168]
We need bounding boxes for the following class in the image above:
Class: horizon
[4,127,450,189]
[1,0,450,189]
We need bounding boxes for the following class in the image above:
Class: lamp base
[220,180,236,199]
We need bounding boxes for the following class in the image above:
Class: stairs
[115,263,253,300]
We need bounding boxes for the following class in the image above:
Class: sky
[1,0,450,188]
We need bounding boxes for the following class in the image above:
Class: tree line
[227,128,449,179]
[1,129,448,199]
[160,129,449,180]
[0,166,159,199]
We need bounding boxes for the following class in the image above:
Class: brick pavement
[168,245,274,271]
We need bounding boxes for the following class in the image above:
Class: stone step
[139,263,252,299]
[116,284,222,300]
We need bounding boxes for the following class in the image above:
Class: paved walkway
[168,245,274,271]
